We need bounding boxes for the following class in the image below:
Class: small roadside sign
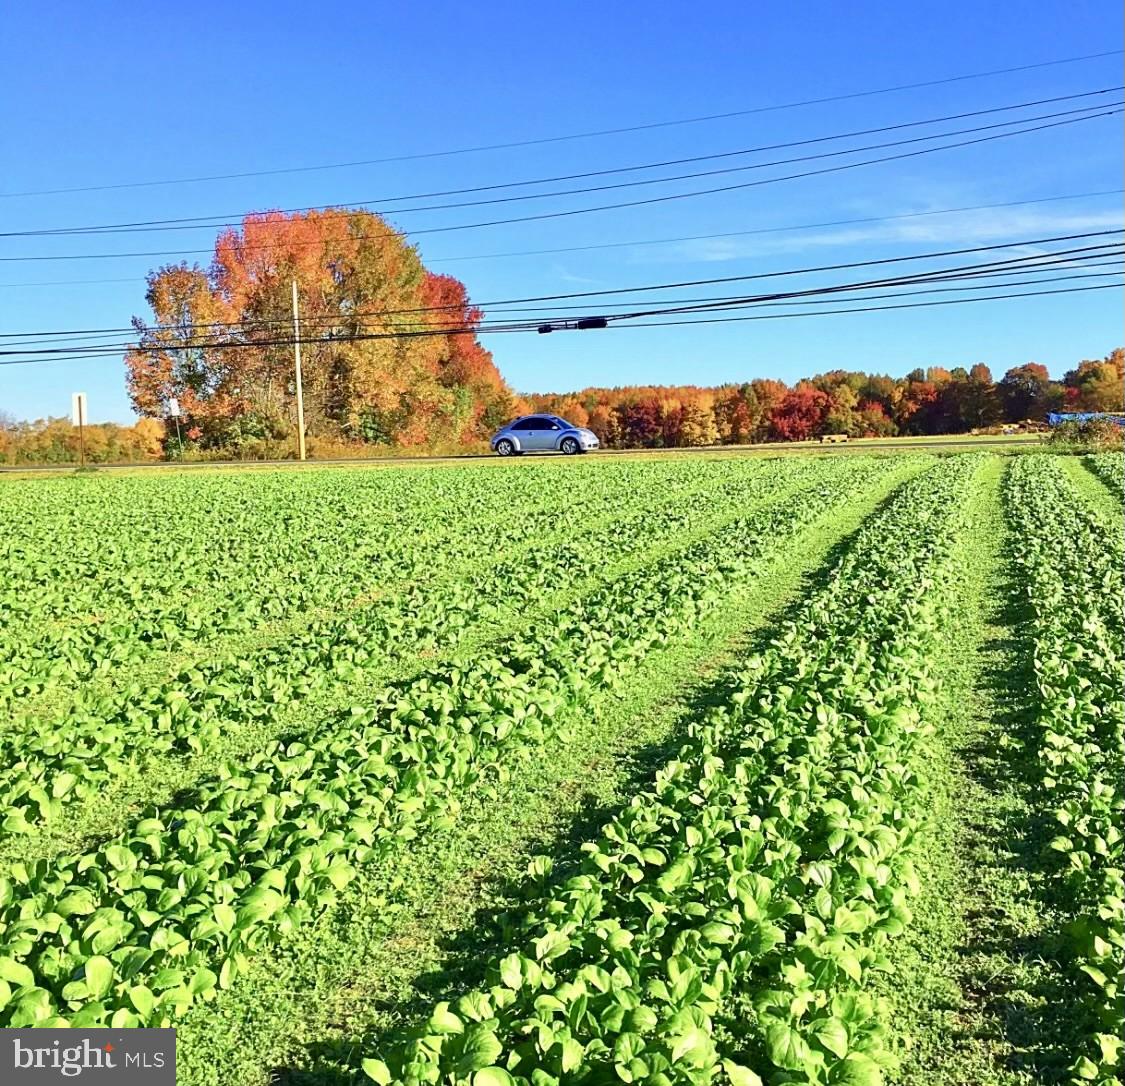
[168,397,181,418]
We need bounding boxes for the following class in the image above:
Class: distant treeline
[0,417,166,465]
[525,349,1124,448]
[2,349,1120,464]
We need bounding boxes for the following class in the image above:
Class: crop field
[0,451,1121,1086]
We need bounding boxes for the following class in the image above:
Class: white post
[291,279,307,461]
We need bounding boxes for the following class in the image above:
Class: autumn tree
[893,378,940,434]
[998,362,1054,421]
[856,400,896,436]
[1063,348,1125,412]
[126,209,511,450]
[769,384,830,441]
[823,384,860,435]
[616,397,665,447]
[679,401,719,446]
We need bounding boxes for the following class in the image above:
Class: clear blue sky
[1,0,1121,423]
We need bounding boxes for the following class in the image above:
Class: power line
[1,189,1120,288]
[12,259,1119,343]
[2,49,1119,199]
[609,282,1122,328]
[4,242,1120,356]
[3,230,1119,340]
[0,281,1117,367]
[10,88,1119,238]
[605,246,1124,321]
[3,110,1118,264]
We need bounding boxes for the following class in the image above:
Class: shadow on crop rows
[275,507,875,1084]
[948,517,1084,1083]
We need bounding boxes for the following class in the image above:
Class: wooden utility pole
[291,279,307,461]
[71,392,87,468]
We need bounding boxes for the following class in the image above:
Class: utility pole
[291,279,307,461]
[71,391,87,468]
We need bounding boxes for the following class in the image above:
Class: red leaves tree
[126,209,511,450]
[768,385,830,441]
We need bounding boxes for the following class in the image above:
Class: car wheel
[561,437,580,455]
[495,439,516,457]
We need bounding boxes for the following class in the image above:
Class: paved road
[0,435,1044,474]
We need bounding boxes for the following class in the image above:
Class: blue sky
[0,0,1121,423]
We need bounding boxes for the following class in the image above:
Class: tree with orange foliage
[769,384,830,441]
[1063,348,1125,412]
[126,209,511,451]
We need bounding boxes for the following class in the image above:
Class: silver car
[490,415,600,456]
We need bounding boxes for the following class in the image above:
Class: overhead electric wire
[2,229,1119,344]
[608,282,1122,328]
[1,189,1120,288]
[1,281,1118,368]
[9,87,1119,238]
[4,244,1120,356]
[2,230,1120,343]
[423,262,1125,314]
[2,111,1120,263]
[12,259,1119,345]
[17,263,1121,351]
[431,189,1125,262]
[603,247,1125,321]
[2,48,1119,199]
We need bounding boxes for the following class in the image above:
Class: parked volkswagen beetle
[490,415,600,456]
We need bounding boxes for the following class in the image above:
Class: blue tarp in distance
[1046,412,1125,427]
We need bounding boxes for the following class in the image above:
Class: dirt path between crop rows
[880,456,1078,1086]
[169,462,925,1086]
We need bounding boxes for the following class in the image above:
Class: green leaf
[1096,1034,1123,1065]
[811,1017,850,1060]
[560,1037,584,1073]
[534,930,570,961]
[474,1070,516,1086]
[361,1058,392,1084]
[499,954,524,989]
[722,1060,764,1086]
[834,950,863,982]
[766,1023,812,1071]
[214,903,237,933]
[128,985,156,1018]
[103,844,136,871]
[52,772,79,799]
[829,1053,883,1086]
[614,1032,645,1064]
[0,957,34,988]
[84,956,114,1000]
[429,1004,465,1035]
[454,1026,504,1075]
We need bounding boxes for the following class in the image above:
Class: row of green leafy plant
[350,455,984,1086]
[0,458,829,843]
[1085,452,1125,496]
[0,457,894,1029]
[0,459,739,707]
[1004,456,1124,1086]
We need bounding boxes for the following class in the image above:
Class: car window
[511,418,540,430]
